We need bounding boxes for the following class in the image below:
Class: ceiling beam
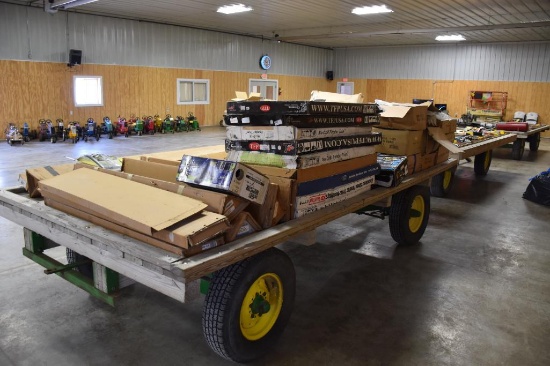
[279,21,550,41]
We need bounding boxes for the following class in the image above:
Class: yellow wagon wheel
[389,185,431,246]
[474,150,492,175]
[430,166,457,197]
[203,248,295,363]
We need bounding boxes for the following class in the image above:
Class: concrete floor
[0,128,549,366]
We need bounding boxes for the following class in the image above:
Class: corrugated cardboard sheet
[39,168,207,235]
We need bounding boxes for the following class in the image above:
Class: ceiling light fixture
[217,4,253,15]
[49,0,98,10]
[352,5,393,15]
[435,34,466,41]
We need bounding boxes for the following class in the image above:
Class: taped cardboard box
[177,156,270,204]
[379,103,428,130]
[75,163,248,220]
[25,163,75,198]
[373,127,426,156]
[39,168,207,236]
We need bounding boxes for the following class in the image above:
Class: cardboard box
[310,90,364,103]
[375,155,408,187]
[39,168,207,236]
[373,128,426,155]
[231,91,261,101]
[247,183,278,229]
[76,163,248,220]
[225,133,381,156]
[295,175,375,218]
[223,114,380,127]
[45,196,227,257]
[265,175,296,222]
[296,163,380,196]
[379,103,428,130]
[152,211,230,247]
[25,163,75,198]
[44,186,228,249]
[226,100,379,115]
[225,125,373,141]
[224,212,262,242]
[126,145,226,161]
[44,197,187,256]
[436,147,450,164]
[227,146,377,170]
[427,117,457,133]
[248,154,378,182]
[177,156,270,204]
[123,158,179,183]
[407,151,438,175]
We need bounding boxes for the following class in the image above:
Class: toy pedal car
[55,118,66,142]
[66,121,80,143]
[162,114,175,133]
[186,112,201,131]
[83,117,100,142]
[175,115,188,132]
[5,123,24,146]
[21,122,31,142]
[102,116,115,139]
[38,119,57,143]
[143,115,155,135]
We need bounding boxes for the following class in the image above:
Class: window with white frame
[73,76,103,107]
[177,79,210,105]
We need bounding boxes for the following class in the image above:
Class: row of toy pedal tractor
[16,113,201,144]
[120,113,201,136]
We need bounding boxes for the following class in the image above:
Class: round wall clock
[259,55,272,70]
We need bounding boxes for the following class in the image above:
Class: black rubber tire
[474,150,492,176]
[202,248,296,363]
[389,185,430,246]
[109,132,113,139]
[430,167,456,197]
[511,140,525,160]
[66,248,93,278]
[529,133,540,152]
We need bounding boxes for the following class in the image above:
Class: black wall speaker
[69,49,82,66]
[326,71,334,80]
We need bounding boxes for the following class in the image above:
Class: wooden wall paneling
[365,79,387,102]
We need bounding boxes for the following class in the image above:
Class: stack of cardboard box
[222,100,383,218]
[373,101,456,184]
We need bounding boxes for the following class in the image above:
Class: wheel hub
[409,195,425,233]
[240,273,283,341]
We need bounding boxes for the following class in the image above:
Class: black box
[375,154,408,188]
[225,133,382,156]
[224,114,380,127]
[226,101,379,115]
